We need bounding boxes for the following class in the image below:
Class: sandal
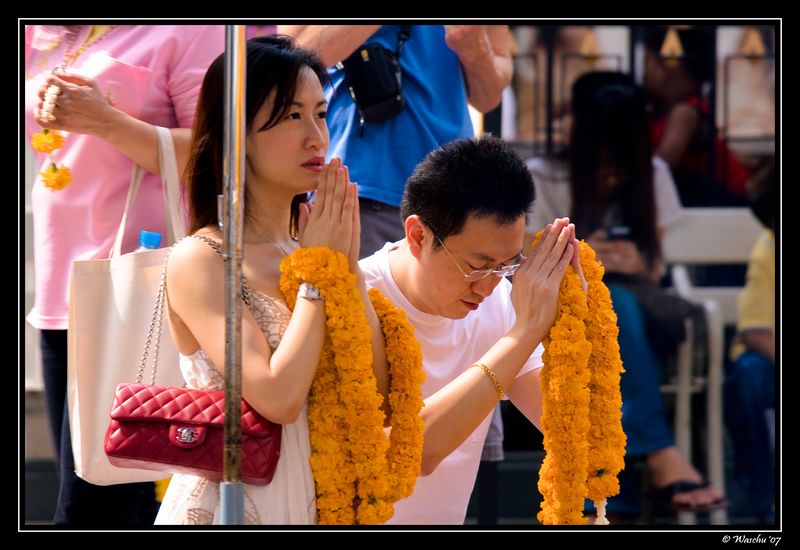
[651,480,729,513]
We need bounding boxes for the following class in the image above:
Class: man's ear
[405,215,426,260]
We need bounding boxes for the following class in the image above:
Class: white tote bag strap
[110,164,145,258]
[156,126,187,243]
[109,126,186,258]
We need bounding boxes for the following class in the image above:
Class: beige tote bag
[67,127,187,485]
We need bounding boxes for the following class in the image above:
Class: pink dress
[24,25,225,330]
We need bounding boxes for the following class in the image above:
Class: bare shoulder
[169,235,221,274]
[166,233,225,303]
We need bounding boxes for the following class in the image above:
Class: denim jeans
[603,285,674,515]
[724,350,775,523]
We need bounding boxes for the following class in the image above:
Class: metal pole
[220,24,247,526]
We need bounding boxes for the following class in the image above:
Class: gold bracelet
[471,363,505,400]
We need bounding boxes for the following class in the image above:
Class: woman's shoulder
[168,232,224,278]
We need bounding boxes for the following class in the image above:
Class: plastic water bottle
[135,230,162,252]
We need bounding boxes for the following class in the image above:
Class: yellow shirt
[731,229,775,360]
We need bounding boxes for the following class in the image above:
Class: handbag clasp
[169,424,207,448]
[176,427,198,443]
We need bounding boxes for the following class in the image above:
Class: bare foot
[646,447,725,509]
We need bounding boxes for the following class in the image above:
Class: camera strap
[338,26,412,135]
[396,25,411,55]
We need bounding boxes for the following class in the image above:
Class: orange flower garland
[536,241,592,525]
[31,128,73,191]
[280,247,425,525]
[581,243,626,515]
[535,236,626,525]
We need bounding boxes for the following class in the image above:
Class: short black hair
[400,134,535,248]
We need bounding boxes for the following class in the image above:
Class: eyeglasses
[431,231,524,283]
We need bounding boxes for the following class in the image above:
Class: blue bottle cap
[139,230,162,250]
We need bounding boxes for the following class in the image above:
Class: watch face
[300,283,322,300]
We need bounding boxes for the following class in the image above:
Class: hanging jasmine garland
[30,26,118,192]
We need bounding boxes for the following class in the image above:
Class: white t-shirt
[525,156,683,234]
[360,242,544,525]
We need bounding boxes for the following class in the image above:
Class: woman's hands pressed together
[298,158,361,269]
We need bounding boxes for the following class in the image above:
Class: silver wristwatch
[298,282,324,301]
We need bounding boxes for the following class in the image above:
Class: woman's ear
[405,215,426,260]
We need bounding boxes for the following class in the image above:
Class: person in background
[25,24,224,526]
[474,404,504,524]
[644,26,750,207]
[280,24,512,257]
[526,71,726,519]
[247,24,276,39]
[724,161,776,524]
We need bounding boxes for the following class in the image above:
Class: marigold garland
[279,247,425,525]
[534,235,626,525]
[580,243,626,507]
[32,128,64,153]
[32,129,73,191]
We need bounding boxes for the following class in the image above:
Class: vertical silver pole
[220,24,246,526]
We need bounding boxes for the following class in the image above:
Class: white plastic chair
[661,207,762,525]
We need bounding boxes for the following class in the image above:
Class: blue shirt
[325,25,474,207]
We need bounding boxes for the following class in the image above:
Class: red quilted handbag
[104,383,281,485]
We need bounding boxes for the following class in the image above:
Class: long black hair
[186,35,328,236]
[568,71,660,270]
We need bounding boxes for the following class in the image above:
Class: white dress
[154,289,317,525]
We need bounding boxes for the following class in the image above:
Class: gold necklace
[249,223,293,257]
[55,25,117,73]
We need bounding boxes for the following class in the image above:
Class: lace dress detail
[154,236,316,525]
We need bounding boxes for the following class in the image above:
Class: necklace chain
[55,25,117,73]
[249,224,292,257]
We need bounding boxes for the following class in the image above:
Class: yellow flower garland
[31,129,73,191]
[581,243,626,506]
[535,236,626,525]
[537,241,592,525]
[280,247,425,525]
[32,128,65,153]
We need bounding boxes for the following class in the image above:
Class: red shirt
[650,95,750,197]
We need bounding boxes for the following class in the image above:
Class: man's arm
[444,25,513,113]
[278,25,382,67]
[655,102,699,169]
[505,369,542,430]
[419,330,541,476]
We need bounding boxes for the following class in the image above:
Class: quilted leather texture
[104,383,281,485]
